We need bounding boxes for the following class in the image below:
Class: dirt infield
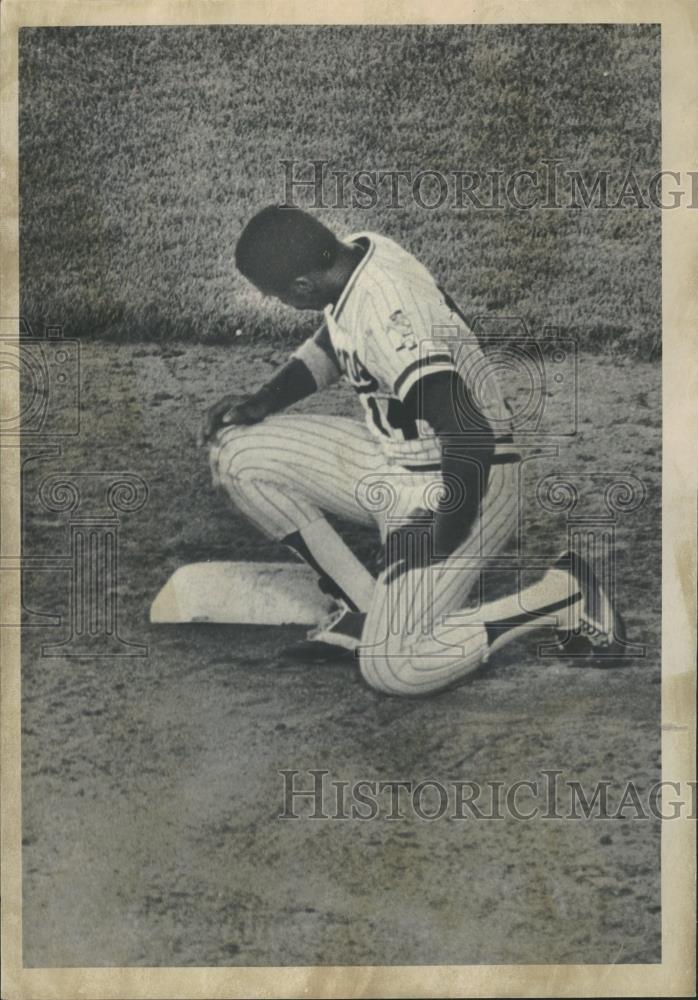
[20,341,661,966]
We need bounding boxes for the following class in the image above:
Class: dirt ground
[20,340,661,967]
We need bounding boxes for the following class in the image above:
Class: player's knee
[358,648,433,697]
[209,426,262,490]
[359,640,486,697]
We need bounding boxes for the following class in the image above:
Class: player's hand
[198,392,269,447]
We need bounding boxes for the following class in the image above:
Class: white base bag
[150,561,333,626]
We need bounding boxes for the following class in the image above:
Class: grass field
[20,24,660,355]
[18,24,662,968]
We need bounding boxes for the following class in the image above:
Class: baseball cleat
[281,603,366,661]
[553,550,627,653]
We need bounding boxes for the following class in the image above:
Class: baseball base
[150,561,333,625]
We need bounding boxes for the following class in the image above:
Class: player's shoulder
[346,231,433,309]
[346,230,410,261]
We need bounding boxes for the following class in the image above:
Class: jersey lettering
[335,347,379,394]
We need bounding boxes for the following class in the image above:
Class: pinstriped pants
[211,414,518,695]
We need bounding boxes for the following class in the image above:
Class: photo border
[1,1,695,997]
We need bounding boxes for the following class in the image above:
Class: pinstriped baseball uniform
[211,231,521,694]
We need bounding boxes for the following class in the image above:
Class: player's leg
[210,414,382,611]
[358,462,617,696]
[358,460,517,693]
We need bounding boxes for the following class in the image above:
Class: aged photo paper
[1,0,696,997]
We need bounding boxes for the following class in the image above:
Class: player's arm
[404,369,495,556]
[199,323,339,445]
[362,305,495,553]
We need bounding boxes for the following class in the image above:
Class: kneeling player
[201,206,625,696]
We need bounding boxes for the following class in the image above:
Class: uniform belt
[402,452,521,473]
[401,463,443,472]
[492,435,520,463]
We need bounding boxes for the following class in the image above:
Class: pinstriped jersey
[293,231,512,467]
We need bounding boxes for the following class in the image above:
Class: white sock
[285,519,376,612]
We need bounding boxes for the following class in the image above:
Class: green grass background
[19,24,660,355]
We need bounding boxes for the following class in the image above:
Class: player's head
[235,205,341,310]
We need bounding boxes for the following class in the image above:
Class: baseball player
[201,205,625,696]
